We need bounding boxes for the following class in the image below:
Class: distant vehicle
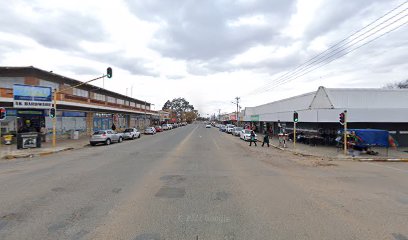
[206,124,211,128]
[144,127,156,135]
[90,130,123,146]
[123,128,141,140]
[219,125,227,132]
[240,129,257,141]
[172,123,178,128]
[232,127,243,136]
[155,126,163,132]
[162,124,169,130]
[226,125,235,134]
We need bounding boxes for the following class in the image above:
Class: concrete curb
[257,140,408,162]
[1,145,87,160]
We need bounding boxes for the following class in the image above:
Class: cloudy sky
[0,0,407,116]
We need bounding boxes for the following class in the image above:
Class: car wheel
[118,137,123,143]
[132,135,135,140]
[106,139,111,145]
[138,134,141,138]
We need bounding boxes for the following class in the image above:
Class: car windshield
[93,131,105,135]
[124,129,133,132]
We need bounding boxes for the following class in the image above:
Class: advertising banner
[13,84,52,109]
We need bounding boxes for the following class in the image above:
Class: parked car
[232,127,243,136]
[123,128,141,140]
[206,124,211,128]
[144,127,156,135]
[172,123,178,128]
[162,124,169,130]
[155,126,163,132]
[240,129,257,141]
[90,130,123,146]
[226,124,235,134]
[219,125,227,132]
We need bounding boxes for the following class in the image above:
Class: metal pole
[52,89,57,148]
[343,110,347,155]
[293,122,296,149]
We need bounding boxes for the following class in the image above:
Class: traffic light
[293,111,298,122]
[339,112,345,125]
[0,107,6,120]
[107,67,112,78]
[50,108,56,118]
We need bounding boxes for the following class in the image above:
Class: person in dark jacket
[111,123,116,131]
[249,130,257,147]
[262,131,270,147]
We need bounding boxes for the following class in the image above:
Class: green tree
[161,98,195,116]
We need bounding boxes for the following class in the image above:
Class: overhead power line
[246,1,408,96]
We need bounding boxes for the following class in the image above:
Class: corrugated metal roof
[325,88,408,109]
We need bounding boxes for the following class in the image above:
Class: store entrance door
[17,109,45,133]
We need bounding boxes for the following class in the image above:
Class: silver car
[123,128,141,140]
[232,127,243,136]
[90,130,123,146]
[144,127,156,135]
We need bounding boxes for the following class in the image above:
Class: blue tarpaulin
[347,129,389,147]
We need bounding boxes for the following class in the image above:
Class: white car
[162,124,169,130]
[123,128,141,140]
[240,129,257,141]
[144,127,156,135]
[226,125,235,134]
[206,124,211,128]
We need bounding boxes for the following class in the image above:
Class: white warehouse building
[243,86,408,146]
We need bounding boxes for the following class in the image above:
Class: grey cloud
[61,65,101,75]
[303,0,396,41]
[0,3,107,51]
[126,0,297,61]
[85,51,160,77]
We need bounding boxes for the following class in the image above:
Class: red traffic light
[339,112,345,125]
[0,107,6,120]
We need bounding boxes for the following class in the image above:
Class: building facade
[0,66,158,141]
[243,86,408,146]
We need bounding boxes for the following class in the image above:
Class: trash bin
[70,130,79,140]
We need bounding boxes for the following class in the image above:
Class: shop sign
[17,110,44,116]
[13,84,52,109]
[251,115,259,121]
[62,111,86,117]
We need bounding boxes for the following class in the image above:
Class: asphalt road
[0,123,408,240]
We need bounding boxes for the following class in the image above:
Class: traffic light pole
[293,122,296,149]
[52,73,110,148]
[343,110,348,155]
[52,90,57,147]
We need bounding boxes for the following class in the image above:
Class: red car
[154,126,163,132]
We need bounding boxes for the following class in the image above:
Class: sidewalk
[0,136,90,160]
[257,133,408,162]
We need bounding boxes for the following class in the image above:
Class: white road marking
[367,162,408,173]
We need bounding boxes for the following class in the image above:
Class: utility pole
[344,110,348,155]
[232,97,240,126]
[218,109,221,122]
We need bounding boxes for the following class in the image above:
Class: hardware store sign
[13,84,52,109]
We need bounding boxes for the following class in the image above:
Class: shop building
[0,66,158,141]
[243,86,408,146]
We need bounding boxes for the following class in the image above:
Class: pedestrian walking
[111,123,116,131]
[262,131,270,147]
[249,130,257,147]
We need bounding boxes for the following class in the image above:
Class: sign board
[13,84,52,109]
[250,115,259,122]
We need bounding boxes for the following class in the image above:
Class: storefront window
[73,88,89,98]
